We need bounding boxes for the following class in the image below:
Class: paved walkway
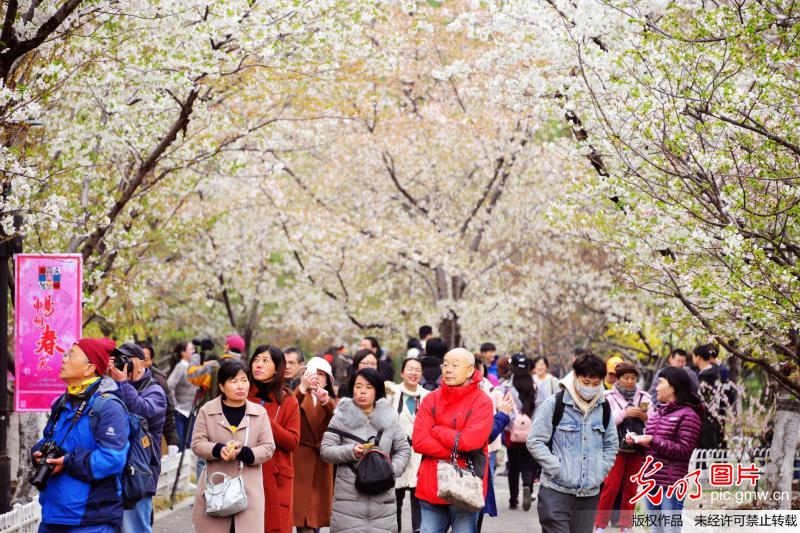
[154,477,543,533]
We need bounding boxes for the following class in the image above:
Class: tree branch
[78,88,199,263]
[686,105,800,158]
[382,150,429,216]
[0,0,85,82]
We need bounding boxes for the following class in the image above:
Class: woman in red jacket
[249,345,301,533]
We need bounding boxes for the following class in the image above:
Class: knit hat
[226,335,245,353]
[306,356,334,383]
[75,338,116,375]
[613,362,639,379]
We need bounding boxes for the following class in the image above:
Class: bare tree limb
[0,0,86,82]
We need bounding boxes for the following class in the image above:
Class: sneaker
[620,529,631,533]
[522,486,532,511]
[509,502,518,510]
[595,529,605,533]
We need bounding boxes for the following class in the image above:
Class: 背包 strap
[547,390,611,448]
[547,390,566,449]
[44,380,103,442]
[327,427,375,445]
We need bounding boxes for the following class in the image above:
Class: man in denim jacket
[527,353,618,533]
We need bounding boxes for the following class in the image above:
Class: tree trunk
[433,268,463,349]
[764,399,800,509]
[242,298,260,357]
[439,311,461,349]
[11,411,46,504]
[728,354,741,385]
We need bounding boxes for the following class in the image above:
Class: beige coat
[191,397,276,533]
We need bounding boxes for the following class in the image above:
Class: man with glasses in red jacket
[413,348,494,533]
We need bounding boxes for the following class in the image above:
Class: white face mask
[576,383,603,400]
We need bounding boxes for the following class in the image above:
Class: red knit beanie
[75,338,116,375]
[226,335,245,354]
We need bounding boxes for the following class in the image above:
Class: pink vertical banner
[14,254,82,412]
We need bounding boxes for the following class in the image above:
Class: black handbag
[327,428,395,493]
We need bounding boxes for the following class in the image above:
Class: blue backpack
[91,381,159,508]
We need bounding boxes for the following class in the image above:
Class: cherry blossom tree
[453,0,800,505]
[181,1,638,361]
[5,0,382,500]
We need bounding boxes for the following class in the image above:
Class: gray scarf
[615,382,637,403]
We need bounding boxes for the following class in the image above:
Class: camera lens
[30,443,63,490]
[114,355,130,372]
[30,461,54,489]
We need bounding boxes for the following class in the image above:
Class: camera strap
[45,379,103,446]
[135,376,153,393]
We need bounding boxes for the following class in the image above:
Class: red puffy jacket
[412,370,494,505]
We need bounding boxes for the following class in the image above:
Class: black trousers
[507,445,538,505]
[537,485,600,533]
[396,487,422,532]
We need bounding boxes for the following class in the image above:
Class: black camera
[114,354,133,373]
[30,440,65,490]
[112,343,145,374]
[193,337,216,362]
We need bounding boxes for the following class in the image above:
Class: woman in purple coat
[626,366,702,533]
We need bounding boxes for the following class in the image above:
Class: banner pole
[0,254,10,513]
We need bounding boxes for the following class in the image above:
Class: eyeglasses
[440,363,468,370]
[63,350,90,364]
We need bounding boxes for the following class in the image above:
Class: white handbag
[436,432,485,512]
[204,425,249,517]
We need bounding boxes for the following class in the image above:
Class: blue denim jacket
[526,377,618,497]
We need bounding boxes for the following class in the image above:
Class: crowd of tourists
[30,326,734,533]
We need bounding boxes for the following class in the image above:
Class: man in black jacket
[694,343,725,449]
[418,338,448,391]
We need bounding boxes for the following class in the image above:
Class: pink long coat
[191,397,276,533]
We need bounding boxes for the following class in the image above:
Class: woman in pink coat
[595,363,651,533]
[192,359,276,533]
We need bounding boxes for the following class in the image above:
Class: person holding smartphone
[626,367,702,533]
[293,357,337,533]
[595,363,651,533]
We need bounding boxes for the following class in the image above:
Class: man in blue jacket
[32,337,130,533]
[109,343,167,533]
